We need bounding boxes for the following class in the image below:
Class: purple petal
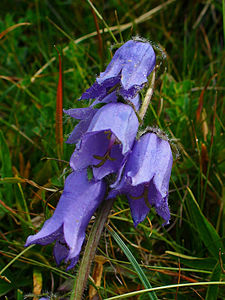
[80,78,120,101]
[125,94,140,110]
[80,81,107,100]
[65,107,97,144]
[53,237,69,265]
[25,170,106,268]
[125,133,158,186]
[148,179,170,225]
[70,131,110,171]
[81,40,156,101]
[70,103,138,180]
[66,117,94,144]
[112,133,173,226]
[128,197,150,228]
[120,41,156,91]
[125,133,173,189]
[87,103,139,155]
[64,107,96,120]
[97,44,127,84]
[91,91,118,106]
[93,144,124,180]
[97,40,156,100]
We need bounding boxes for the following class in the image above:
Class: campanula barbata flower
[70,103,139,180]
[25,39,174,271]
[109,133,173,226]
[64,93,140,144]
[25,170,106,269]
[80,40,156,101]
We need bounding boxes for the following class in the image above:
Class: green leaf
[166,251,217,271]
[108,226,158,300]
[0,130,13,205]
[187,187,224,259]
[205,262,221,300]
[16,289,23,300]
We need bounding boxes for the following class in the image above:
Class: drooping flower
[25,170,106,269]
[109,132,173,226]
[80,39,156,101]
[65,93,140,145]
[70,103,139,180]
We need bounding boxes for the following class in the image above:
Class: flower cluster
[25,39,173,269]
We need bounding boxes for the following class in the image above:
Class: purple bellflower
[70,103,139,181]
[80,39,156,101]
[25,170,106,269]
[25,39,173,272]
[109,132,173,227]
[65,94,140,145]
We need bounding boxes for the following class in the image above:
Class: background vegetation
[0,0,224,299]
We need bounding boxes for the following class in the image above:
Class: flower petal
[93,143,124,180]
[70,131,110,171]
[70,103,138,180]
[91,91,118,106]
[80,81,107,100]
[80,40,156,101]
[112,133,173,226]
[25,170,106,268]
[129,94,140,110]
[87,103,139,155]
[64,107,97,144]
[64,107,96,120]
[126,133,158,186]
[80,78,120,101]
[125,183,148,227]
[120,41,156,94]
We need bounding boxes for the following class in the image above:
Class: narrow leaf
[0,130,13,205]
[166,251,217,270]
[108,226,158,300]
[205,262,221,300]
[187,187,224,258]
[0,22,31,39]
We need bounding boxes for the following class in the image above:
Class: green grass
[0,0,225,299]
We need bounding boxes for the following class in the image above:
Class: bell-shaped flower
[65,93,140,145]
[80,39,156,101]
[110,133,173,226]
[25,170,106,269]
[70,103,139,181]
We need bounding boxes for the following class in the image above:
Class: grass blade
[108,226,158,300]
[0,130,13,206]
[205,262,221,300]
[187,187,224,258]
[105,281,225,300]
[0,22,31,39]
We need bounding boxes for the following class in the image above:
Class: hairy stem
[70,197,115,300]
[139,70,156,120]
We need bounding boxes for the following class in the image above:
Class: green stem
[223,0,225,44]
[86,0,118,44]
[139,70,156,120]
[70,197,115,300]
